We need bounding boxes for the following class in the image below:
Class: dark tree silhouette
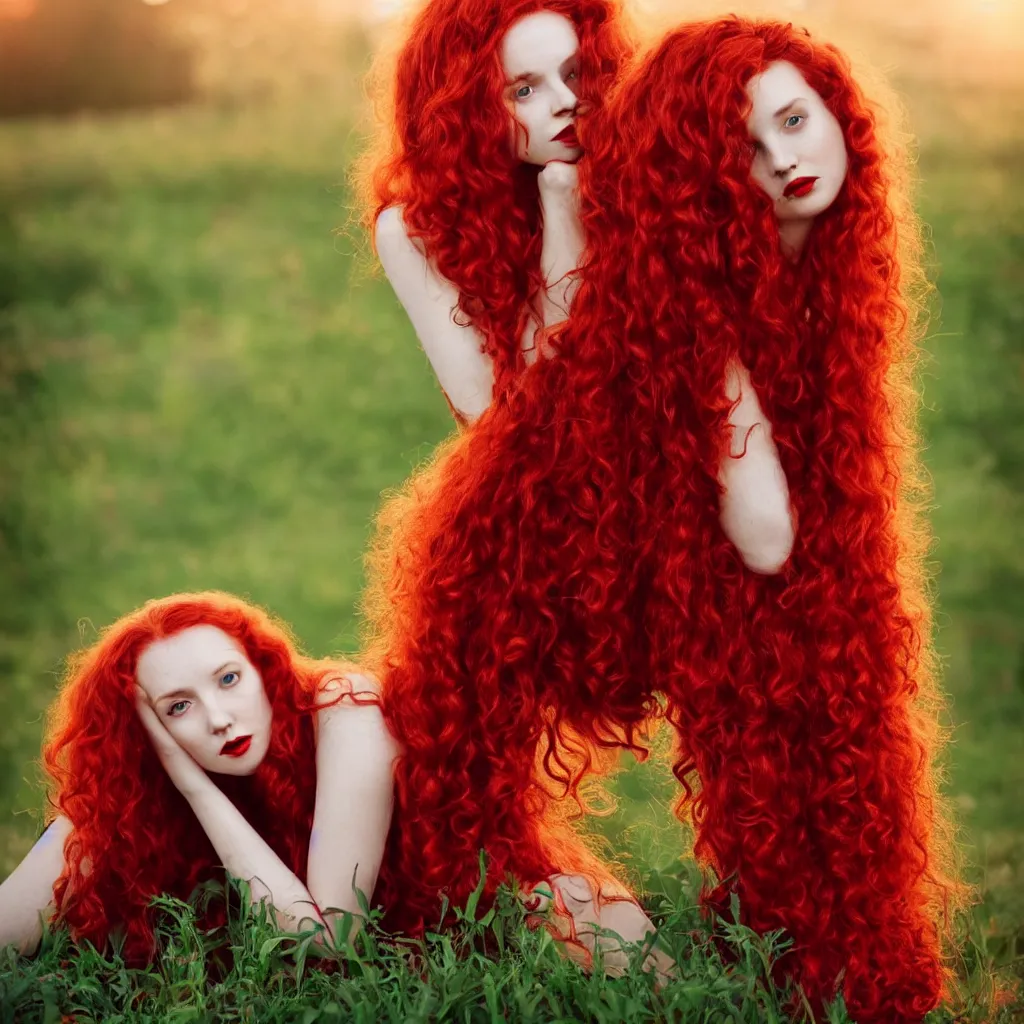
[0,0,194,117]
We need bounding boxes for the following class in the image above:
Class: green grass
[0,868,999,1024]
[0,80,1022,1020]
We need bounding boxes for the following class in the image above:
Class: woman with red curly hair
[0,592,667,978]
[355,0,634,424]
[361,15,967,1021]
[0,592,397,963]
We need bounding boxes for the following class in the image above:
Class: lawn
[0,71,1021,1020]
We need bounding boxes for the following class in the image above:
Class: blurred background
[0,0,1021,995]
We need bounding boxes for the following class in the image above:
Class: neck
[779,218,812,262]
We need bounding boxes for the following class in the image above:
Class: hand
[538,160,579,202]
[134,687,212,800]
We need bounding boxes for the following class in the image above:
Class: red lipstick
[552,124,578,147]
[783,176,818,198]
[220,735,252,758]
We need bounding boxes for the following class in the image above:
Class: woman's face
[136,625,273,776]
[501,11,583,166]
[746,60,849,252]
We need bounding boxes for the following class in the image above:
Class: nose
[206,698,233,734]
[550,77,577,117]
[768,141,797,177]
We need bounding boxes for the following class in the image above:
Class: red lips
[552,124,578,147]
[220,735,252,757]
[783,176,818,198]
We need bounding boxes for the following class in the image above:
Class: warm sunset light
[0,0,35,21]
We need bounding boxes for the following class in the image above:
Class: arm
[375,205,495,424]
[134,691,328,940]
[0,816,72,955]
[522,161,585,365]
[524,874,676,985]
[183,787,325,935]
[306,673,398,943]
[717,359,796,574]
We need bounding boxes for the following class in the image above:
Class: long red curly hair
[361,16,968,1021]
[42,592,358,964]
[353,0,635,394]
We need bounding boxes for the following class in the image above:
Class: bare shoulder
[314,671,399,763]
[315,670,382,708]
[374,204,410,253]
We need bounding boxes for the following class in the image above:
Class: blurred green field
[0,73,1022,999]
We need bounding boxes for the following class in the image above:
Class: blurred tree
[0,0,194,117]
[168,0,371,105]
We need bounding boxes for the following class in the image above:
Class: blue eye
[784,114,804,129]
[168,700,190,717]
[514,84,533,100]
[220,671,239,687]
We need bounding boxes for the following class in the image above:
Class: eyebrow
[156,688,194,704]
[773,99,805,118]
[505,50,581,85]
[153,662,237,703]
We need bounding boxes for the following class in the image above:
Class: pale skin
[374,11,587,421]
[745,60,849,260]
[716,61,851,570]
[0,625,398,956]
[376,16,795,574]
[526,874,677,984]
[0,627,667,980]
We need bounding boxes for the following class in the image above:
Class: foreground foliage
[0,865,1020,1023]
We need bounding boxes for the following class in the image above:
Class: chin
[207,760,253,778]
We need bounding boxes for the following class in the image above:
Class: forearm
[307,687,397,945]
[0,817,71,956]
[718,378,795,574]
[538,191,585,327]
[306,782,393,941]
[186,786,327,939]
[522,188,585,362]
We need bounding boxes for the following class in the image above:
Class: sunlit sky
[352,0,1024,81]
[0,0,1020,87]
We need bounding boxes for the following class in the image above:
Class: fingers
[133,686,177,755]
[134,685,159,731]
[538,160,579,195]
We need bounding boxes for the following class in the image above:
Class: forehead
[500,11,579,78]
[746,61,816,123]
[137,625,246,691]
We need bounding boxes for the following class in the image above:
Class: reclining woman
[0,591,668,979]
[0,591,396,962]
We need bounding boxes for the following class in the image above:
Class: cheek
[506,109,530,158]
[821,119,848,181]
[517,109,540,151]
[749,157,772,194]
[249,683,273,724]
[834,136,849,184]
[167,718,202,755]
